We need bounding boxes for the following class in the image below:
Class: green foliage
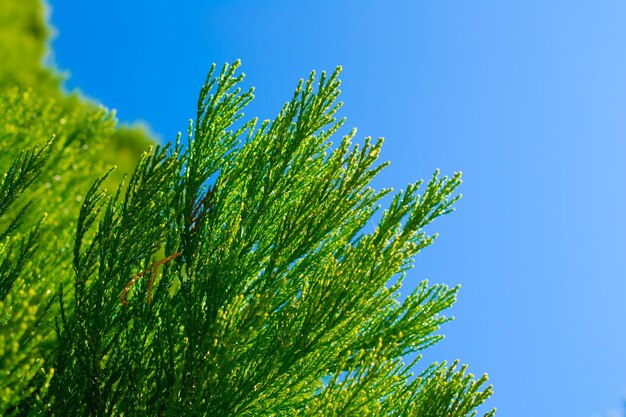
[0,1,495,415]
[0,0,153,414]
[0,0,153,181]
[0,0,60,94]
[0,87,118,415]
[47,61,492,416]
[0,137,52,414]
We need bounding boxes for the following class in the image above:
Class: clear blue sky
[47,1,626,416]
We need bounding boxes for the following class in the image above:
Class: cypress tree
[1,1,494,415]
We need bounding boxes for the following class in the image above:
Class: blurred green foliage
[0,0,61,93]
[0,0,153,413]
[0,0,154,180]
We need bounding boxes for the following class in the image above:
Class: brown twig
[146,251,182,304]
[120,268,149,306]
[120,251,182,306]
[121,185,217,306]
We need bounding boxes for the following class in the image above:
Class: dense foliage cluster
[0,1,494,415]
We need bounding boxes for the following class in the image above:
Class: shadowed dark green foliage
[0,1,494,416]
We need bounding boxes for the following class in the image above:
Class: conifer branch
[0,55,494,415]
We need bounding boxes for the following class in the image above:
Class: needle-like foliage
[0,1,152,413]
[1,1,495,415]
[46,61,492,416]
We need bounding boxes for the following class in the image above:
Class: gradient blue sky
[47,1,626,416]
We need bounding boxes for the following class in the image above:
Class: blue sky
[47,1,626,416]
